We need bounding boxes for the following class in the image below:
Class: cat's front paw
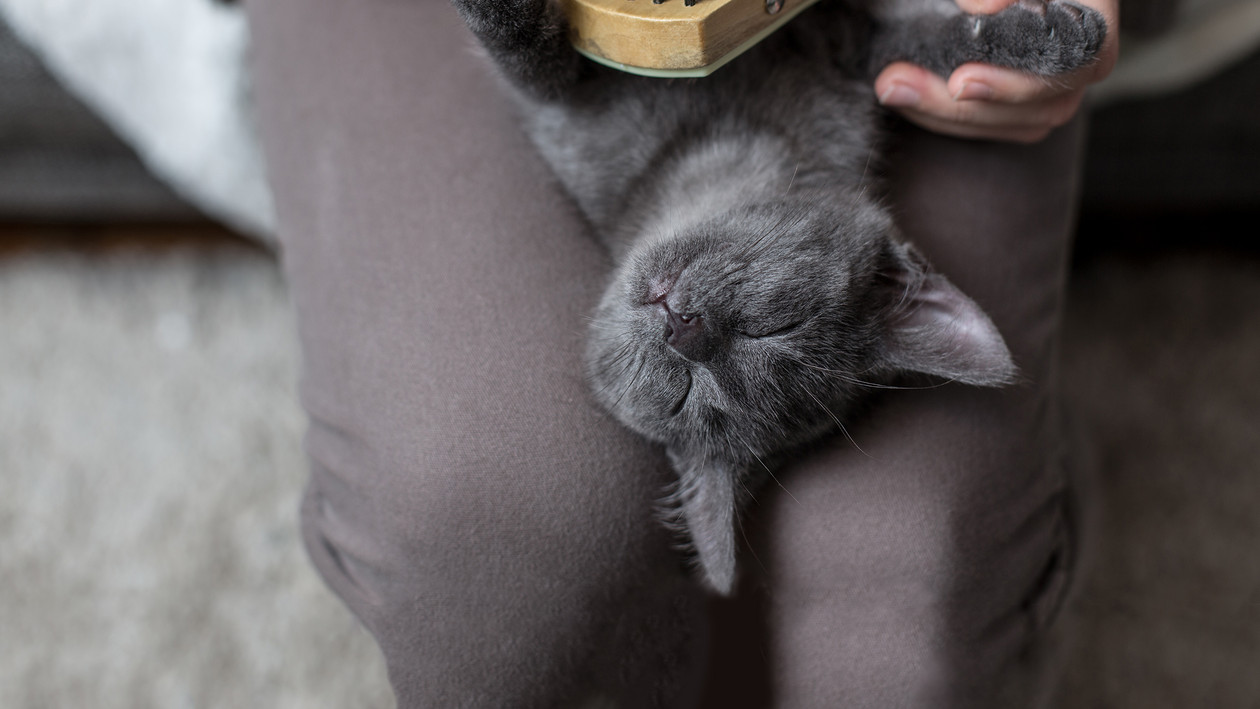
[972,0,1106,75]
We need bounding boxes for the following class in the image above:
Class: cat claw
[1054,1,1085,22]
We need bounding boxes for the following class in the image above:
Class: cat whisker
[790,358,951,390]
[576,318,632,340]
[733,205,794,260]
[734,511,769,578]
[598,334,637,365]
[783,161,801,196]
[583,320,632,334]
[801,386,871,458]
[608,346,642,381]
[734,432,800,506]
[837,373,949,390]
[608,353,649,411]
[859,146,875,189]
[583,320,632,335]
[589,366,631,402]
[733,207,810,265]
[717,264,753,287]
[590,339,641,400]
[736,473,759,506]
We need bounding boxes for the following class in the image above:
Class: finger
[946,63,1073,105]
[893,92,1086,139]
[878,63,1085,130]
[953,0,1017,14]
[891,104,1072,141]
[889,108,1059,143]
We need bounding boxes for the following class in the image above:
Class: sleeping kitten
[450,0,1104,593]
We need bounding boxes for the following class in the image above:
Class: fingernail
[878,84,921,108]
[953,81,993,101]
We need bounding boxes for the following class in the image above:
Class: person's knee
[302,413,669,598]
[298,412,704,705]
[727,391,1073,706]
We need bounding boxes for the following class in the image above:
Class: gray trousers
[247,0,1084,705]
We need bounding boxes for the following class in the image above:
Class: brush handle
[560,0,824,76]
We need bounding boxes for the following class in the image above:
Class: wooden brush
[560,0,825,77]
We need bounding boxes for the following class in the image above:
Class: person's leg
[701,120,1084,708]
[250,0,1082,704]
[247,1,707,706]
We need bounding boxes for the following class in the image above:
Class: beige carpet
[1,229,1257,708]
[0,234,391,708]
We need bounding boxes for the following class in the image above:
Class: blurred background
[1,0,1258,707]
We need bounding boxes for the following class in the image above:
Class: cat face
[585,199,894,463]
[585,195,1018,467]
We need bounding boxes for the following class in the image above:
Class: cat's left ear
[877,243,1017,386]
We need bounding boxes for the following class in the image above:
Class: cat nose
[663,309,718,362]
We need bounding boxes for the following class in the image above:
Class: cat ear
[879,244,1017,386]
[666,449,739,595]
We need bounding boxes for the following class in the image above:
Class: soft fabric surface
[1052,247,1260,707]
[0,235,389,708]
[0,232,1257,707]
[0,0,273,238]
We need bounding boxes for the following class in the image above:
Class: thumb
[954,0,1016,14]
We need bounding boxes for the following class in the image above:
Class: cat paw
[971,0,1107,76]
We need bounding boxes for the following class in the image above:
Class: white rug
[0,240,390,708]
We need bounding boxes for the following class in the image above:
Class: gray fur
[450,0,1103,593]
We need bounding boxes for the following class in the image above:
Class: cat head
[585,194,1017,465]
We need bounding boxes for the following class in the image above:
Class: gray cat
[450,0,1104,594]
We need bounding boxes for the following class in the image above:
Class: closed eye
[738,321,803,339]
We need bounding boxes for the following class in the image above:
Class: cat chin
[585,358,690,439]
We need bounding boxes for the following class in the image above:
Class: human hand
[874,0,1120,143]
